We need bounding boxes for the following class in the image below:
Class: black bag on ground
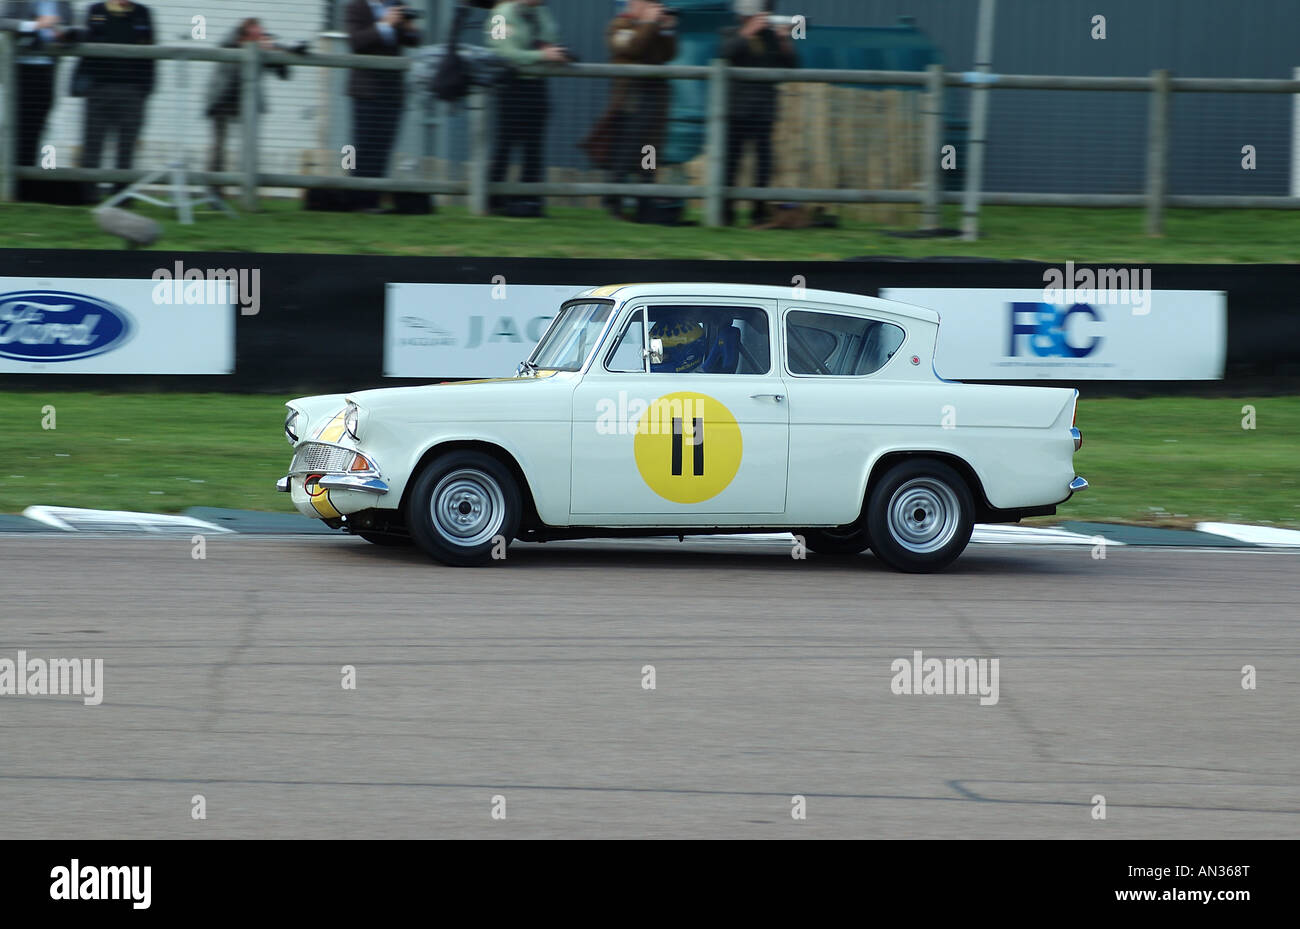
[303,188,358,212]
[18,179,93,205]
[636,197,685,226]
[392,191,434,214]
[501,197,544,218]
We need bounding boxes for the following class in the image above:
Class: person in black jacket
[719,1,798,226]
[78,0,156,187]
[344,0,421,212]
[0,1,75,198]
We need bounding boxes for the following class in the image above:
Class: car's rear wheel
[866,459,974,573]
[406,451,521,566]
[800,525,871,555]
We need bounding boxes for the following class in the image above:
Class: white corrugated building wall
[43,0,340,181]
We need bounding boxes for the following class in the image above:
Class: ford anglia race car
[278,283,1087,573]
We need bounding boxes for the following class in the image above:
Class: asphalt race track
[1,535,1296,839]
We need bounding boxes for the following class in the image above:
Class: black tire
[865,459,975,573]
[800,526,871,556]
[405,451,521,566]
[356,531,412,547]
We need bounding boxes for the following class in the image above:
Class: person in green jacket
[484,0,571,216]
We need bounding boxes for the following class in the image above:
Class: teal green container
[662,10,942,166]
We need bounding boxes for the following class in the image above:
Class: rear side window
[786,310,905,376]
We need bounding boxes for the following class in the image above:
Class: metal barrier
[2,36,1299,231]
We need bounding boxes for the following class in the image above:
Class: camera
[266,35,311,55]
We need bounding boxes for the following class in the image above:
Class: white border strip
[22,506,235,534]
[1196,522,1300,547]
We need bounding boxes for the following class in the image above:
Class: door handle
[749,393,785,402]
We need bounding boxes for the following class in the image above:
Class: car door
[570,298,789,523]
[780,302,911,526]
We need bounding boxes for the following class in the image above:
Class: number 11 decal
[671,417,705,477]
[634,392,742,504]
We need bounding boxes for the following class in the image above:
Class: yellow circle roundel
[633,392,742,504]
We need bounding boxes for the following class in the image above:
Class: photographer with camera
[203,18,298,202]
[344,0,422,212]
[484,0,571,217]
[719,0,798,226]
[581,0,678,223]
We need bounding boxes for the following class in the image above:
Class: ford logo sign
[0,290,134,362]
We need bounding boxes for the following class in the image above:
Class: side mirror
[644,337,664,366]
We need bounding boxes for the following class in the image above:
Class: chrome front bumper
[278,440,390,496]
[276,474,389,494]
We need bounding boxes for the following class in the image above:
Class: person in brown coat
[582,0,678,222]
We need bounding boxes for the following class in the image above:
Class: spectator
[204,18,290,202]
[79,0,156,194]
[0,1,75,200]
[344,0,421,212]
[720,0,798,226]
[484,0,569,218]
[582,0,678,223]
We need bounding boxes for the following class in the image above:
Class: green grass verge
[1062,395,1299,529]
[2,392,1296,528]
[4,392,297,516]
[1,200,1298,263]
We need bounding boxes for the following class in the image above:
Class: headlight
[343,403,360,441]
[284,409,299,444]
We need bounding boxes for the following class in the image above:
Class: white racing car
[279,284,1086,572]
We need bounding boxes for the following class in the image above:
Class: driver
[648,310,707,373]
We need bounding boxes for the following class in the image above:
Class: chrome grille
[290,443,355,474]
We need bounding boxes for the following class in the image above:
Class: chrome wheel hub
[887,478,961,554]
[430,469,505,547]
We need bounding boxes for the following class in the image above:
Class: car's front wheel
[866,459,974,573]
[406,451,521,566]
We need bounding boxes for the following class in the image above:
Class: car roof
[575,283,940,324]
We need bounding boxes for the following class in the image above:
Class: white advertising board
[0,277,235,374]
[384,283,588,378]
[881,287,1227,380]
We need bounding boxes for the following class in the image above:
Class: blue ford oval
[0,290,134,362]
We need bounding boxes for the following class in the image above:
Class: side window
[645,305,771,375]
[786,310,905,376]
[605,309,646,372]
